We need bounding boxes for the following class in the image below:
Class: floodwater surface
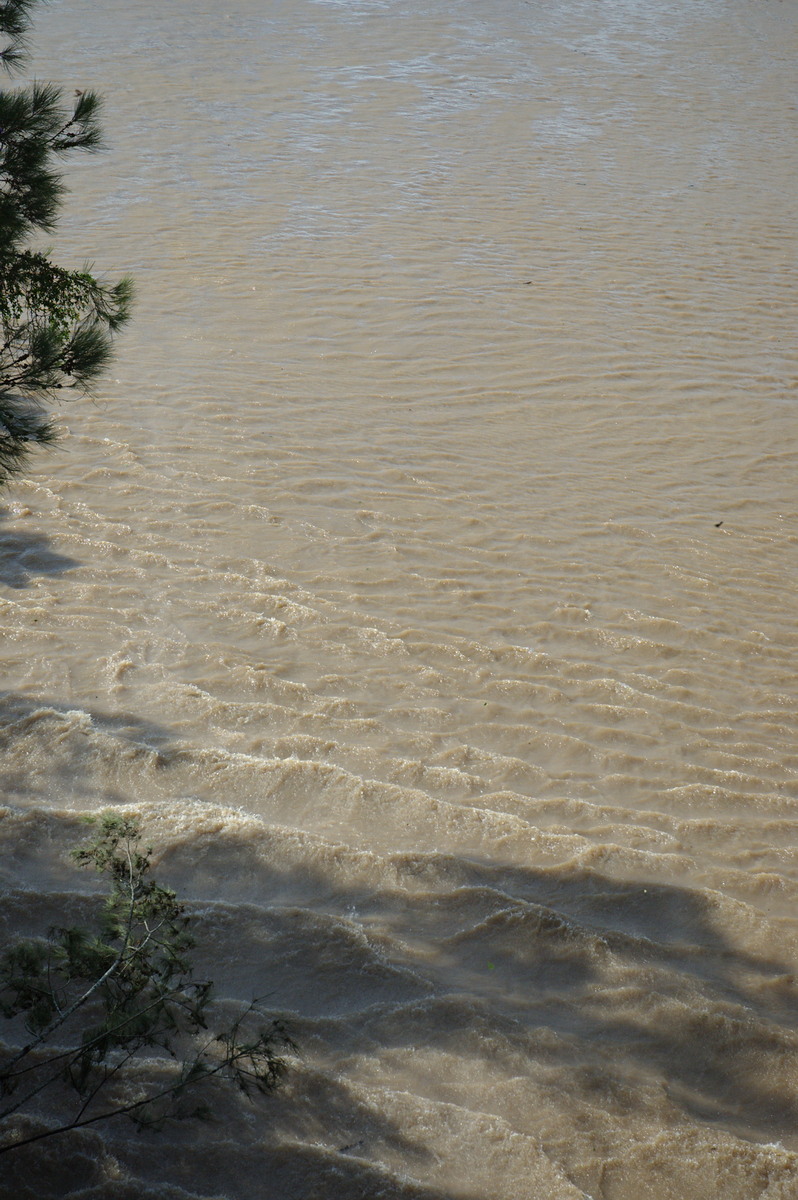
[1,0,798,1197]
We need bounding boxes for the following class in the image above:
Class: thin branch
[2,868,139,1075]
[0,986,190,1087]
[0,1037,234,1156]
[74,1044,138,1123]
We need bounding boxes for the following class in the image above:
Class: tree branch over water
[0,0,133,487]
[0,813,295,1154]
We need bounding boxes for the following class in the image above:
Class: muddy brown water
[1,0,797,1196]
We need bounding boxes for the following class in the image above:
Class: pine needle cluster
[0,0,133,486]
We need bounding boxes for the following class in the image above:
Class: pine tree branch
[0,1052,211,1156]
[1,866,140,1077]
[73,1043,139,1124]
[0,980,196,1090]
[1,816,294,1154]
[0,1025,288,1157]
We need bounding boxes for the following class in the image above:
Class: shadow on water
[161,827,798,1150]
[0,692,170,751]
[2,704,798,1195]
[0,511,80,589]
[0,692,173,811]
[0,701,459,1198]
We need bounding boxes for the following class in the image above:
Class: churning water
[2,0,798,1196]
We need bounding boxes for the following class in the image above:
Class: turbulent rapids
[1,0,798,1196]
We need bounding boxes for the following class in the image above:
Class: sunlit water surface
[2,0,798,1196]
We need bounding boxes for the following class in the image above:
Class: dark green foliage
[0,0,133,487]
[0,814,294,1155]
[0,0,37,72]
